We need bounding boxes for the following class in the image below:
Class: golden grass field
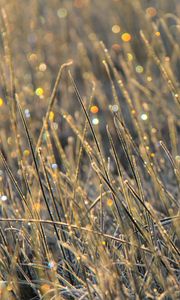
[0,0,179,299]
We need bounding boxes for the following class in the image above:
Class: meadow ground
[0,0,179,299]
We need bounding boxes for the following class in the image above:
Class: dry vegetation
[0,0,179,299]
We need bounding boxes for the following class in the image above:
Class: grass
[0,0,179,299]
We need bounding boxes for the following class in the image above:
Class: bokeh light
[35,87,44,97]
[121,32,132,42]
[90,105,99,114]
[112,25,121,33]
[0,98,4,107]
[146,7,157,17]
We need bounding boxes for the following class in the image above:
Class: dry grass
[0,0,179,299]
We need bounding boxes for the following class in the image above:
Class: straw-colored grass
[0,0,179,299]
